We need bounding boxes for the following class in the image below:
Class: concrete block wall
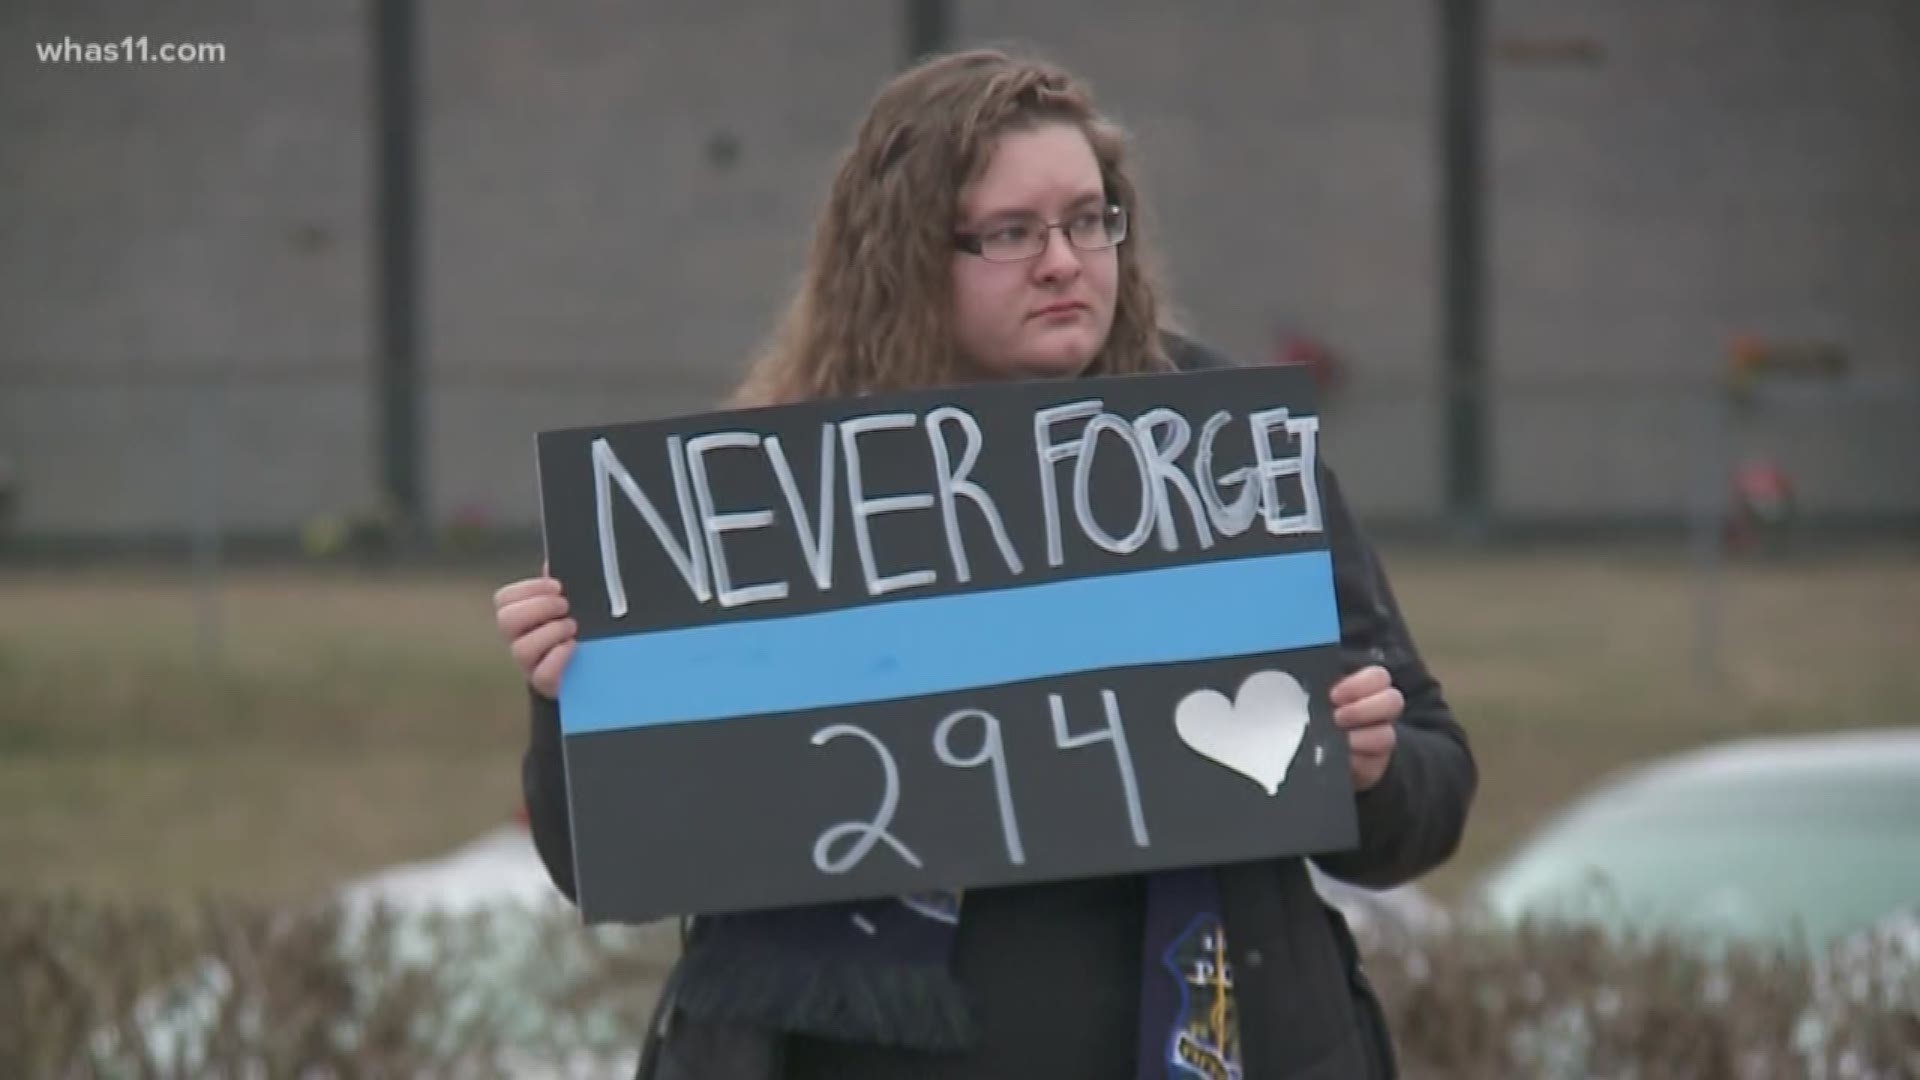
[3,1,1913,536]
[1486,0,1920,516]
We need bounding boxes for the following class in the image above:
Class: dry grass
[1387,546,1920,899]
[0,568,531,903]
[2,548,1916,907]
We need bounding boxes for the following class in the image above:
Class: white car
[1475,728,1920,947]
[92,823,665,1079]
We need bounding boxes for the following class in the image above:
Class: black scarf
[670,868,1245,1079]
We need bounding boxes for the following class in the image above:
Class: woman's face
[951,122,1119,381]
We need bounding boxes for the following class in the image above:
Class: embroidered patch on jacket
[1161,914,1243,1080]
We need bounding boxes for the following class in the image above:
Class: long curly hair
[730,48,1175,407]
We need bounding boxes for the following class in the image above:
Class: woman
[493,48,1474,1080]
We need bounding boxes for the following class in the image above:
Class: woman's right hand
[494,574,578,700]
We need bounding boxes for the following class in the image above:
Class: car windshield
[1478,749,1920,946]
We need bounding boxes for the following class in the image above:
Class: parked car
[1308,862,1447,944]
[92,822,662,1079]
[1473,727,1920,948]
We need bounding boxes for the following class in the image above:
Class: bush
[4,894,1914,1078]
[1364,913,1920,1079]
[2,894,669,1079]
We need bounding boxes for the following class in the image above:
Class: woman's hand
[1330,664,1403,792]
[494,574,577,700]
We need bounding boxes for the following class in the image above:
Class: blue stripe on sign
[558,550,1338,736]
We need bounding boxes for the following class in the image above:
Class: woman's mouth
[1030,301,1089,320]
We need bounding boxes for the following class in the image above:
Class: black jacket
[521,336,1477,1078]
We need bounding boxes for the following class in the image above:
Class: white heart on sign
[1174,670,1312,796]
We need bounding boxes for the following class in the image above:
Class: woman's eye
[988,223,1033,244]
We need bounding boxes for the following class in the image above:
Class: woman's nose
[1032,228,1084,283]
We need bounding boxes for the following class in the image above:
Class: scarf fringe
[671,937,980,1053]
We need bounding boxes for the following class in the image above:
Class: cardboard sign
[535,364,1356,923]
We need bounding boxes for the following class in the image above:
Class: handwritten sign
[535,364,1356,923]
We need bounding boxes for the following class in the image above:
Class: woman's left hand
[1330,665,1403,792]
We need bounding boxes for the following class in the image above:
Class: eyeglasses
[953,204,1130,263]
